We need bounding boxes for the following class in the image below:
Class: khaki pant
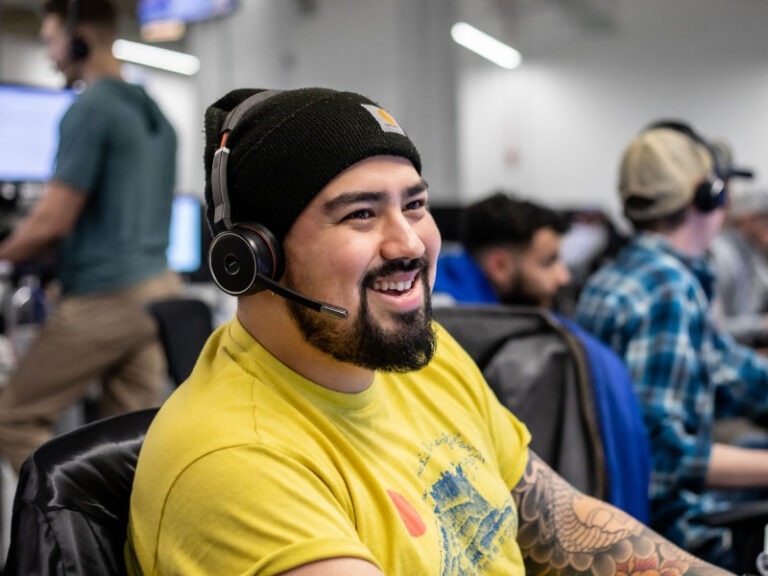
[0,270,183,471]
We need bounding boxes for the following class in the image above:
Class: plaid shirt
[575,233,768,552]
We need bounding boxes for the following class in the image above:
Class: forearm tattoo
[511,452,734,575]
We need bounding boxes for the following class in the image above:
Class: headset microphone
[251,273,348,320]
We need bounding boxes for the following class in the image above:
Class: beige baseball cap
[620,128,714,221]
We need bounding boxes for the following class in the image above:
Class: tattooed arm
[512,451,735,575]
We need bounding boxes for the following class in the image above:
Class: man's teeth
[372,279,414,292]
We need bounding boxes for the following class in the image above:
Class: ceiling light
[112,39,200,76]
[450,22,522,70]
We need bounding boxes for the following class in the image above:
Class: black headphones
[68,0,90,62]
[208,90,285,296]
[692,175,726,214]
[645,119,727,214]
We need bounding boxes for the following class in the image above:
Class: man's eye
[343,209,373,221]
[405,199,427,211]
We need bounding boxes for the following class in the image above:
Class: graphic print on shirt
[418,433,517,574]
[387,489,427,537]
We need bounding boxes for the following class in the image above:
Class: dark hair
[42,0,117,30]
[627,205,688,232]
[461,191,571,255]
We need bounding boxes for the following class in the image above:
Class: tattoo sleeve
[511,451,735,576]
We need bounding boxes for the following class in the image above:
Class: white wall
[187,0,459,202]
[457,0,768,225]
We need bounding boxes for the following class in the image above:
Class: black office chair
[147,297,214,386]
[4,408,158,576]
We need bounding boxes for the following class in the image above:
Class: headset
[68,0,90,62]
[207,90,348,319]
[692,175,726,213]
[645,119,727,214]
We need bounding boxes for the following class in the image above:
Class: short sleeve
[155,444,381,576]
[52,96,107,194]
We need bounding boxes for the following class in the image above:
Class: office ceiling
[496,0,617,32]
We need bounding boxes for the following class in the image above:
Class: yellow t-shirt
[126,320,531,575]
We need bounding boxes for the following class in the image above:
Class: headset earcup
[70,36,89,62]
[208,224,284,296]
[693,178,724,213]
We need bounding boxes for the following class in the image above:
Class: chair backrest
[433,305,652,522]
[434,305,608,497]
[4,408,158,576]
[148,297,214,386]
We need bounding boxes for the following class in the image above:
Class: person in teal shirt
[0,0,181,471]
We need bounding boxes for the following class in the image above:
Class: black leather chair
[148,297,214,386]
[4,408,158,576]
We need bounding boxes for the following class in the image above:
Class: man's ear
[481,246,518,289]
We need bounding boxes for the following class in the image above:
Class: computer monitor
[167,193,211,281]
[137,0,238,25]
[0,84,76,183]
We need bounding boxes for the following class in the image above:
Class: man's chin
[373,302,430,329]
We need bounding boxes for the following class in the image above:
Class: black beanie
[204,87,422,243]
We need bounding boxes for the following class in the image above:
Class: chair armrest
[693,500,768,527]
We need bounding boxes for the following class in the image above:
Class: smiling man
[125,88,732,575]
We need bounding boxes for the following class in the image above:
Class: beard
[498,274,543,307]
[499,289,542,307]
[284,258,437,372]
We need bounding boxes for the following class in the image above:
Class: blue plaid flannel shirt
[575,233,768,552]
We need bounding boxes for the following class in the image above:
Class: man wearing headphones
[0,0,181,471]
[575,124,768,570]
[126,88,732,575]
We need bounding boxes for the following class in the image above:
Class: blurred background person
[433,191,572,309]
[557,207,629,316]
[0,0,181,472]
[575,123,768,571]
[710,186,768,349]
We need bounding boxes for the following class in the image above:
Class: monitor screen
[167,194,204,275]
[138,0,238,25]
[0,84,76,183]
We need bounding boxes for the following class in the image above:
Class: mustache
[363,257,430,286]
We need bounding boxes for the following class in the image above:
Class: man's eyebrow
[405,179,429,198]
[322,179,430,214]
[322,191,386,214]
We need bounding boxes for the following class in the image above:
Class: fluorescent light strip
[450,22,522,70]
[112,39,200,76]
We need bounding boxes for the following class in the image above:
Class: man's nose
[380,213,425,261]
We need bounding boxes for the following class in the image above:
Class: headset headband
[68,0,79,36]
[211,89,283,232]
